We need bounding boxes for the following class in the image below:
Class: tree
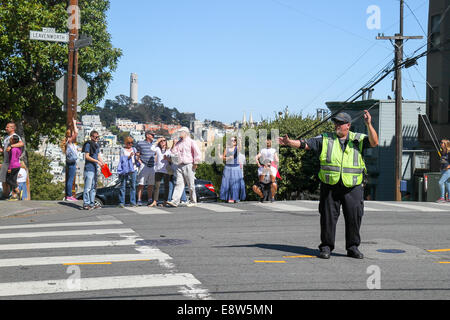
[27,152,65,200]
[194,113,334,201]
[256,114,334,200]
[0,0,122,149]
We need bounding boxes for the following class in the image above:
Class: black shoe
[347,248,364,259]
[318,248,331,259]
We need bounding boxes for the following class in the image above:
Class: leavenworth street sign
[29,28,69,43]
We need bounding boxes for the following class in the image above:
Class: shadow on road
[215,243,346,257]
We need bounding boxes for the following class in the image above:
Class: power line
[269,0,393,52]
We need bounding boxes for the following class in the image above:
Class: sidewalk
[0,200,80,219]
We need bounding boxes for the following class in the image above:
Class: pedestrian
[136,131,156,206]
[220,136,246,203]
[256,138,281,180]
[279,110,379,259]
[168,162,188,204]
[0,122,24,199]
[17,161,28,200]
[252,159,277,203]
[82,130,104,210]
[61,119,78,201]
[436,139,450,203]
[166,127,201,207]
[149,137,172,207]
[117,136,138,208]
[6,135,22,201]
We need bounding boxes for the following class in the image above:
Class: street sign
[55,74,88,112]
[30,28,69,43]
[74,35,93,49]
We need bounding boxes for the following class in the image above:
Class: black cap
[331,112,352,124]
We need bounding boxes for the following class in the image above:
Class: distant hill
[88,94,195,128]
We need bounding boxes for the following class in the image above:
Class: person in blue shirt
[82,130,104,210]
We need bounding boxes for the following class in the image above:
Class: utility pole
[376,0,422,201]
[67,0,79,133]
[67,0,79,197]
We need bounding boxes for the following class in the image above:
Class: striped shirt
[136,140,155,167]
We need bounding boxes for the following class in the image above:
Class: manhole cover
[135,239,191,246]
[377,249,406,254]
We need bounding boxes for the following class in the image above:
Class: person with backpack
[117,136,139,208]
[82,130,104,210]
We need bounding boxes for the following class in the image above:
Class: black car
[76,178,218,206]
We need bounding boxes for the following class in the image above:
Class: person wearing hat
[279,110,378,259]
[167,127,201,207]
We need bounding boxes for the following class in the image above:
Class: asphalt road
[0,200,449,302]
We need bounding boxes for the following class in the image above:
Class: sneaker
[137,201,143,206]
[66,196,78,202]
[82,206,92,211]
[270,198,275,203]
[186,201,197,207]
[117,204,125,208]
[436,198,446,203]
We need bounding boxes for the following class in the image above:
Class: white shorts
[137,166,155,186]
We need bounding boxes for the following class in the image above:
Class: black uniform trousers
[318,181,364,252]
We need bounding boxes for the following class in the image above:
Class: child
[6,136,22,201]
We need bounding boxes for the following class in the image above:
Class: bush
[28,152,65,200]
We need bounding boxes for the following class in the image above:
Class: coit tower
[130,73,138,105]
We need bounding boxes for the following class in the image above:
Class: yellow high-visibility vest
[319,132,367,187]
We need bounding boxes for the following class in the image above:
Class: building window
[430,14,441,50]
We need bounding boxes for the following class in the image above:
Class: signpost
[29,1,92,198]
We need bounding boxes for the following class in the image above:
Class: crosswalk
[0,216,210,299]
[122,200,450,215]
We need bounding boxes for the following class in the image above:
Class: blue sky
[102,0,429,124]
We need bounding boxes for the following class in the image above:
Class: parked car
[76,178,218,206]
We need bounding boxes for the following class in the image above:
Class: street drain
[377,249,406,254]
[135,239,191,246]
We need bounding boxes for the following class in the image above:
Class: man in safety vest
[279,111,378,259]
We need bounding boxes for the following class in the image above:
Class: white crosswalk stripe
[124,206,172,215]
[197,203,245,212]
[0,217,210,299]
[254,202,317,212]
[121,201,449,214]
[0,273,201,297]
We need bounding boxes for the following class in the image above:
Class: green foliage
[27,151,64,200]
[0,0,122,149]
[195,113,334,201]
[258,114,334,200]
[89,95,194,128]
